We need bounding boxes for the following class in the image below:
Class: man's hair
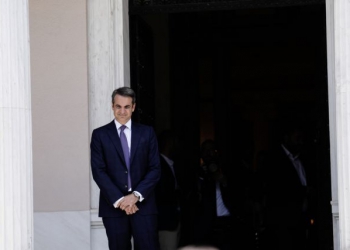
[111,87,136,104]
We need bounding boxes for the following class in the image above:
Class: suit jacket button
[125,185,127,188]
[125,171,128,174]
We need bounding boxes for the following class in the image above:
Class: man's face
[112,94,136,124]
[201,144,218,164]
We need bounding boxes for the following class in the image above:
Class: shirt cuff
[113,196,124,208]
[133,191,144,202]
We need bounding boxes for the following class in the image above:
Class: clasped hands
[116,193,139,215]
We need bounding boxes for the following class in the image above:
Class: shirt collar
[281,144,299,160]
[114,119,132,131]
[161,154,174,166]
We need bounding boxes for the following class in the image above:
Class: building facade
[1,0,350,249]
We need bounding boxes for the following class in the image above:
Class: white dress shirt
[115,119,132,152]
[216,181,231,217]
[282,144,307,186]
[113,119,143,208]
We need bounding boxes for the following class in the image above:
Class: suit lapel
[130,123,141,166]
[106,121,127,166]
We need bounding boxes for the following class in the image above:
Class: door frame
[87,1,344,249]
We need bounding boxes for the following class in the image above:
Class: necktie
[120,125,132,189]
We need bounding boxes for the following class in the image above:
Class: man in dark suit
[193,140,246,250]
[155,130,182,250]
[261,124,312,250]
[90,87,161,250]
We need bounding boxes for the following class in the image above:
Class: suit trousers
[103,213,159,250]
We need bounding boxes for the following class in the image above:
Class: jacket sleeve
[133,127,161,199]
[90,129,123,206]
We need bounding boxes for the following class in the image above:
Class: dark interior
[129,2,333,249]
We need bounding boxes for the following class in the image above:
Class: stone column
[87,0,130,248]
[326,0,350,249]
[88,0,130,212]
[0,1,33,250]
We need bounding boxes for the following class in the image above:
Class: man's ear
[132,103,136,112]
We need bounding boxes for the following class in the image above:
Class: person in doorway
[193,139,246,250]
[155,130,182,250]
[90,87,161,250]
[261,122,314,250]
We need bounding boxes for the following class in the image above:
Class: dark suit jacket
[155,155,181,230]
[263,146,308,226]
[192,163,246,245]
[90,120,161,217]
[195,163,244,222]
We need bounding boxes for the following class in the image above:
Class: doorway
[129,3,332,249]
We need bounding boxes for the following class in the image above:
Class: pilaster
[0,0,33,249]
[87,0,130,211]
[327,0,350,248]
[87,0,130,247]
